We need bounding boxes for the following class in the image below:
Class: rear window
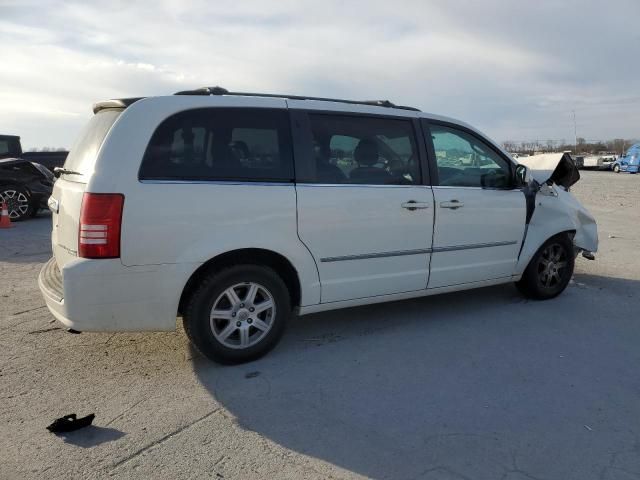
[138,108,293,182]
[63,109,121,179]
[0,137,20,156]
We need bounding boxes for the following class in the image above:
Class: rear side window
[139,108,293,182]
[64,109,122,179]
[0,137,21,156]
[303,114,420,185]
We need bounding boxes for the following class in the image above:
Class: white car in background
[582,154,616,170]
[39,87,598,363]
[600,155,617,170]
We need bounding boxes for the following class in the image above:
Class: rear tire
[183,265,291,364]
[0,185,33,221]
[516,234,575,300]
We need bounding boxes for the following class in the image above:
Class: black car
[0,158,54,221]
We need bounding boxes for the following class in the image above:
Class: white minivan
[39,87,598,363]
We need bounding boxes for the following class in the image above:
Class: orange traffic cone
[0,201,13,228]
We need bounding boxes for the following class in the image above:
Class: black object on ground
[47,414,95,433]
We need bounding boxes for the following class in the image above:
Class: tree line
[27,147,68,152]
[502,138,638,156]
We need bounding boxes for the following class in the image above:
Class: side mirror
[514,164,532,187]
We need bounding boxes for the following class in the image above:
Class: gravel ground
[1,170,639,480]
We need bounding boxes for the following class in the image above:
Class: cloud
[0,0,638,148]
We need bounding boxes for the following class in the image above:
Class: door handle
[440,200,464,209]
[401,200,430,211]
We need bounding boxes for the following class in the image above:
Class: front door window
[430,126,512,189]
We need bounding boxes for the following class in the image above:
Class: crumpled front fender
[514,185,598,276]
[517,152,580,189]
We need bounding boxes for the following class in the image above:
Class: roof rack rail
[173,86,420,111]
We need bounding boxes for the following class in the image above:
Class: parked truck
[612,143,640,174]
[0,134,68,172]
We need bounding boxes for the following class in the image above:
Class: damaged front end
[515,153,598,272]
[518,152,581,190]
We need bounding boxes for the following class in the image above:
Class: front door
[424,121,527,288]
[293,109,434,303]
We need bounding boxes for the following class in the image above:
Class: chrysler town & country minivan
[39,87,598,363]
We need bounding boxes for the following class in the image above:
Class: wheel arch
[515,184,598,277]
[516,228,576,277]
[178,248,302,316]
[0,182,30,195]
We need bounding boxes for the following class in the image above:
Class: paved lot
[1,170,639,480]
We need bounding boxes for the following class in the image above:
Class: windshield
[63,109,121,179]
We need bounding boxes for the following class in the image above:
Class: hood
[0,157,52,180]
[30,161,55,180]
[0,157,26,167]
[516,152,580,189]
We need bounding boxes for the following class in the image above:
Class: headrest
[354,139,379,166]
[231,140,250,158]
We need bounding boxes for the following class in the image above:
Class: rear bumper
[38,257,195,332]
[38,258,70,327]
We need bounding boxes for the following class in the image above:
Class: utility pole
[572,110,578,154]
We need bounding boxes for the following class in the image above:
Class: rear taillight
[78,193,124,259]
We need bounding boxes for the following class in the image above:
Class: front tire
[516,234,575,300]
[613,164,620,173]
[183,265,291,364]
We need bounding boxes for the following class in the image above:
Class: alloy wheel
[209,282,276,349]
[0,189,29,219]
[537,243,569,289]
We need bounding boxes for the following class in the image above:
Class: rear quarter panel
[119,181,320,307]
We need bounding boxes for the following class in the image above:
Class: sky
[1,0,639,150]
